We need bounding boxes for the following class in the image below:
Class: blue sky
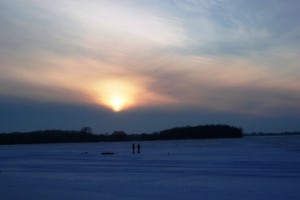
[1,0,300,133]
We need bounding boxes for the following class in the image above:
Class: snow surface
[1,136,300,200]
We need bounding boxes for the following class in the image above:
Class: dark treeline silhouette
[142,124,243,140]
[0,129,99,144]
[0,124,243,145]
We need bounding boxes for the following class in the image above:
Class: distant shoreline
[0,124,243,145]
[245,132,300,137]
[1,124,299,145]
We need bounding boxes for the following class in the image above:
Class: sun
[89,78,176,112]
[92,79,137,112]
[110,96,125,112]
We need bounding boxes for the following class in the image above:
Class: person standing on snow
[137,144,141,153]
[132,143,135,154]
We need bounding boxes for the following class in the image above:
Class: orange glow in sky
[92,79,137,112]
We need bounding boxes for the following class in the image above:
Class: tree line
[0,124,243,145]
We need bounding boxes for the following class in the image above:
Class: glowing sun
[110,96,125,112]
[93,79,137,112]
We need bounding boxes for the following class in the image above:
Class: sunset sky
[1,0,300,134]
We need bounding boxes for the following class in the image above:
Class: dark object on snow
[137,144,140,153]
[101,151,115,155]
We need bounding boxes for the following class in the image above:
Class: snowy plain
[0,135,300,200]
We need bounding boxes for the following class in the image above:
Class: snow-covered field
[1,135,300,200]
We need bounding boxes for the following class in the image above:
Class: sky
[1,0,300,134]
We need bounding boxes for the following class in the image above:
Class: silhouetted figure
[132,143,135,154]
[137,144,140,153]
